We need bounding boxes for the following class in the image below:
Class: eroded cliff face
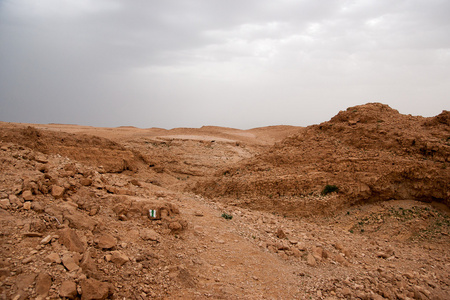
[193,103,449,216]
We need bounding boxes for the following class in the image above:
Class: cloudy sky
[0,0,449,129]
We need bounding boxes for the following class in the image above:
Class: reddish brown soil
[0,103,449,299]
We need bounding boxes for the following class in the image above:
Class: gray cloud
[0,0,449,129]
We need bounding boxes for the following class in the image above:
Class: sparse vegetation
[221,213,233,220]
[321,184,339,195]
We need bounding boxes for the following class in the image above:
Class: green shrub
[221,213,233,220]
[322,185,339,195]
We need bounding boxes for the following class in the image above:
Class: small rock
[140,228,160,242]
[169,221,183,231]
[356,291,368,299]
[376,251,389,259]
[413,285,430,300]
[279,252,289,260]
[61,253,80,272]
[380,286,395,299]
[78,274,87,281]
[370,292,384,300]
[31,202,44,212]
[334,254,348,266]
[194,211,204,217]
[267,245,276,253]
[87,205,99,216]
[0,267,11,279]
[342,248,352,258]
[110,251,129,266]
[59,228,86,253]
[16,273,37,290]
[40,235,52,245]
[44,253,61,264]
[23,202,32,210]
[64,210,96,231]
[193,225,204,235]
[9,194,23,206]
[297,242,307,251]
[24,232,43,237]
[292,248,302,258]
[35,272,52,299]
[22,256,33,264]
[276,228,287,239]
[0,198,11,209]
[334,242,344,251]
[130,179,141,186]
[72,252,82,263]
[30,219,46,232]
[312,246,323,261]
[276,242,289,251]
[342,287,352,297]
[22,190,34,201]
[96,234,117,249]
[306,253,316,266]
[80,178,92,186]
[80,278,112,300]
[80,249,99,279]
[51,185,65,198]
[34,155,48,164]
[60,280,78,299]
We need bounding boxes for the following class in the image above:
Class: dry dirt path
[166,195,303,299]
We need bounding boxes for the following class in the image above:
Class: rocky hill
[193,103,449,217]
[0,103,449,299]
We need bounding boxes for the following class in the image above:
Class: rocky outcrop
[0,125,146,173]
[193,103,449,216]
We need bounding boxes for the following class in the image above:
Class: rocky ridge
[193,103,449,216]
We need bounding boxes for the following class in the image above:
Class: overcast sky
[0,0,449,129]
